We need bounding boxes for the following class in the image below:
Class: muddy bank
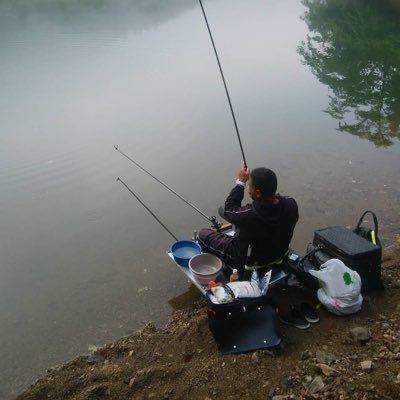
[17,244,400,400]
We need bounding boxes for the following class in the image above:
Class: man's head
[248,167,277,200]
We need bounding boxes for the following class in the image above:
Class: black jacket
[224,184,299,267]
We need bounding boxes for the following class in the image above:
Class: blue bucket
[170,240,202,268]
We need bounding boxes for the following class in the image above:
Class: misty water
[1,0,400,398]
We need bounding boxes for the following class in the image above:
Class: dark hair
[250,168,277,196]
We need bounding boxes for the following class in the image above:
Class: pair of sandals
[279,302,319,329]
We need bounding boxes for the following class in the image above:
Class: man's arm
[223,164,251,224]
[224,184,245,212]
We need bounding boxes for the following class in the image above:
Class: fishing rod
[114,145,222,230]
[117,177,178,241]
[198,0,247,169]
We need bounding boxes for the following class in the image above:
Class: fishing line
[198,0,247,168]
[117,177,178,241]
[114,145,221,229]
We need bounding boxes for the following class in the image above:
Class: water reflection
[298,0,400,146]
[0,0,196,37]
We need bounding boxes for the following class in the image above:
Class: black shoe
[298,302,319,323]
[279,306,310,329]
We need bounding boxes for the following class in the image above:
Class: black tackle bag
[312,211,383,291]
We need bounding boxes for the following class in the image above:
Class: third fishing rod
[198,0,247,169]
[117,177,178,241]
[114,145,221,230]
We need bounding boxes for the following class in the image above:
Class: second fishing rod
[114,145,222,230]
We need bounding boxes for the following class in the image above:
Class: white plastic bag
[309,259,361,298]
[209,270,273,304]
[210,286,234,304]
[260,269,272,296]
[317,288,363,316]
[309,259,363,315]
[227,280,261,298]
[228,269,274,298]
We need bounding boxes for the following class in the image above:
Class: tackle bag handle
[354,210,379,237]
[353,210,380,247]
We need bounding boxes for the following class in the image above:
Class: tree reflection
[298,0,400,146]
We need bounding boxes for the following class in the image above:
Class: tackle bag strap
[244,250,289,271]
[298,245,323,271]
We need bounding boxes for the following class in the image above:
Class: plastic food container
[189,253,223,284]
[170,240,202,268]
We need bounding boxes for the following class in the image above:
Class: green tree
[298,0,400,146]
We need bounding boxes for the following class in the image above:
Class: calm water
[1,0,400,397]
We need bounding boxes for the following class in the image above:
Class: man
[197,164,298,280]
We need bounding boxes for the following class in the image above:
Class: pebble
[316,350,336,365]
[307,375,324,394]
[350,327,371,343]
[251,352,260,363]
[84,354,104,364]
[316,363,339,376]
[392,280,400,289]
[383,334,395,343]
[360,360,372,370]
[301,351,311,360]
[86,384,108,396]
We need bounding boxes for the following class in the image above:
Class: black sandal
[279,305,310,329]
[298,302,319,323]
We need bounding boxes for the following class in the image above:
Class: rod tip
[114,144,118,150]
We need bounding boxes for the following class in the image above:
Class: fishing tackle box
[312,226,383,291]
[167,249,287,353]
[206,292,281,354]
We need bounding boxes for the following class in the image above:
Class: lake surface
[1,0,399,397]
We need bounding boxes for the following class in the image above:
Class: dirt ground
[17,243,400,400]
